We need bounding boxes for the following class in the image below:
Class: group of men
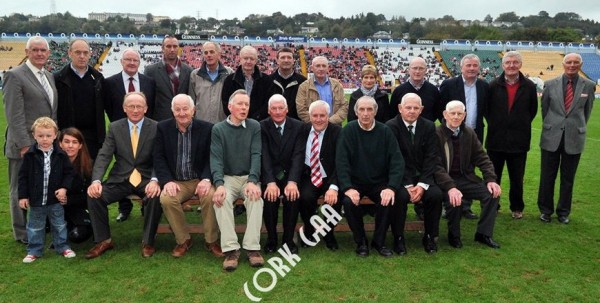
[4,35,595,271]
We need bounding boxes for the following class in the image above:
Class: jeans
[27,203,70,256]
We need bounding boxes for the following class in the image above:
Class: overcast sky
[5,0,600,23]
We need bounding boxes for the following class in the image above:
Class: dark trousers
[342,184,392,248]
[392,185,442,239]
[488,151,527,212]
[88,180,162,245]
[262,182,299,247]
[298,177,341,243]
[445,177,499,238]
[538,144,581,217]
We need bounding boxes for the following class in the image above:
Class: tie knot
[313,130,320,137]
[129,77,134,81]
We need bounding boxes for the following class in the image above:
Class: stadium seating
[372,46,447,89]
[0,42,26,71]
[580,53,600,84]
[438,49,502,82]
[517,50,564,81]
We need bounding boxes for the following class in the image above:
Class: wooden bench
[130,195,424,234]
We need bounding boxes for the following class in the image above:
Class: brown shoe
[205,241,224,257]
[223,250,240,272]
[247,250,264,268]
[142,244,155,258]
[172,238,192,258]
[85,240,114,259]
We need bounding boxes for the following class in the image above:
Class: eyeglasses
[125,105,146,110]
[123,58,140,63]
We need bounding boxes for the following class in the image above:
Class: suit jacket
[386,115,438,187]
[440,76,489,142]
[103,72,156,121]
[92,117,157,184]
[3,63,58,159]
[434,125,497,191]
[143,60,193,121]
[540,74,595,154]
[300,123,341,186]
[260,117,305,185]
[154,118,213,187]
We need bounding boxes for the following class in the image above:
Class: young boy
[18,117,75,263]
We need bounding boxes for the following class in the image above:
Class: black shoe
[448,234,463,248]
[462,210,478,219]
[285,243,299,254]
[474,232,500,249]
[234,204,246,217]
[263,242,277,254]
[371,244,393,258]
[393,237,407,255]
[540,213,552,223]
[355,244,369,257]
[324,233,338,251]
[116,212,130,222]
[557,215,570,224]
[422,235,437,254]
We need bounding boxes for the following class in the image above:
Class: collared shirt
[314,76,333,111]
[305,126,338,191]
[206,64,219,81]
[408,78,425,91]
[462,76,477,129]
[401,119,429,190]
[226,116,246,128]
[25,60,54,105]
[274,120,286,135]
[562,74,579,98]
[38,145,54,206]
[122,72,140,92]
[358,120,376,131]
[175,122,197,181]
[70,63,89,78]
[244,76,254,96]
[128,118,145,136]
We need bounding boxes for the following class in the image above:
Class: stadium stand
[580,53,600,84]
[517,50,564,81]
[437,49,502,82]
[372,46,448,89]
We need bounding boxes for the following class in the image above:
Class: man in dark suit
[434,101,502,249]
[485,51,538,220]
[85,92,162,259]
[154,94,222,258]
[104,48,156,222]
[104,48,156,121]
[439,53,490,219]
[55,39,105,160]
[260,94,305,254]
[4,36,58,244]
[297,100,342,251]
[386,93,443,254]
[538,53,595,224]
[144,36,192,122]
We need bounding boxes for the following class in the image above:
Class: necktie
[38,71,53,106]
[129,124,142,187]
[128,77,135,93]
[310,131,323,188]
[276,125,283,137]
[407,125,415,144]
[565,79,573,112]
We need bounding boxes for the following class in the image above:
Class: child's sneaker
[62,249,76,258]
[23,255,38,263]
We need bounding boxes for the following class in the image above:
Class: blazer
[386,115,439,187]
[540,74,595,155]
[296,76,348,125]
[143,60,193,122]
[301,123,342,187]
[153,118,213,187]
[3,63,58,159]
[92,117,158,184]
[103,72,156,121]
[434,124,497,191]
[485,72,538,153]
[260,117,305,185]
[440,76,489,142]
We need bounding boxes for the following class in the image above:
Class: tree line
[1,10,598,44]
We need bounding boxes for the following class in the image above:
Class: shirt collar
[122,71,139,82]
[25,60,43,74]
[70,63,89,78]
[226,116,246,128]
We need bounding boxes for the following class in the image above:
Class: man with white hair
[296,56,348,125]
[434,101,501,249]
[260,94,305,254]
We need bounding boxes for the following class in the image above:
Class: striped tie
[38,71,53,106]
[564,79,574,112]
[310,131,323,188]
